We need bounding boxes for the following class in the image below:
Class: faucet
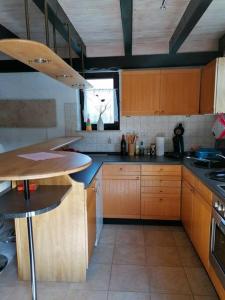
[216,154,225,160]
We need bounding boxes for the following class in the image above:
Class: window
[80,72,120,130]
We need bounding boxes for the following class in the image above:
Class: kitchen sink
[207,171,225,182]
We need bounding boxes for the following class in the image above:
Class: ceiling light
[28,58,51,64]
[56,74,73,79]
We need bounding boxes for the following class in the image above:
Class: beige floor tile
[70,264,111,291]
[143,226,184,232]
[144,231,176,247]
[172,232,192,247]
[67,289,108,300]
[99,228,117,245]
[184,267,218,297]
[0,284,30,300]
[113,245,146,265]
[108,291,150,300]
[104,224,144,231]
[177,246,202,267]
[37,285,69,300]
[146,246,182,267]
[91,244,114,264]
[116,230,145,246]
[148,266,192,294]
[110,264,149,292]
[151,293,193,300]
[193,296,219,300]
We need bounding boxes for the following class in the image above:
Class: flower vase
[97,115,104,131]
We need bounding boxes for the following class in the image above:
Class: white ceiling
[0,0,225,59]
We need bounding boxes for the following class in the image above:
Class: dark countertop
[70,153,225,201]
[70,153,182,188]
[183,159,225,201]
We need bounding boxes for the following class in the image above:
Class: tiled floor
[0,224,220,300]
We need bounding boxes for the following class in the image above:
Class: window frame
[80,72,120,130]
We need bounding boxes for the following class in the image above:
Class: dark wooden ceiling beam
[0,24,19,39]
[120,0,133,55]
[169,0,213,54]
[0,52,219,72]
[219,33,225,56]
[32,0,86,57]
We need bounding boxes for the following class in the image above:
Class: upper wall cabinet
[121,68,201,116]
[159,69,201,115]
[121,70,160,116]
[200,58,225,114]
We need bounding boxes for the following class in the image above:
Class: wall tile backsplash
[73,115,215,153]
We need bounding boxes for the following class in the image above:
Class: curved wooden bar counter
[0,137,93,285]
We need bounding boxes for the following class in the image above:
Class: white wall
[0,72,215,153]
[73,114,215,153]
[0,72,80,151]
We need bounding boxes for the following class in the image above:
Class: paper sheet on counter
[18,152,65,161]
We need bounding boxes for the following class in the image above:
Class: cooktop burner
[193,159,225,169]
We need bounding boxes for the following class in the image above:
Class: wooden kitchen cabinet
[141,165,181,220]
[181,181,193,238]
[192,189,211,271]
[121,70,160,116]
[102,164,141,219]
[86,182,96,263]
[200,57,225,114]
[159,68,201,115]
[121,68,201,116]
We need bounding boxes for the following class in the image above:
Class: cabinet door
[192,191,211,270]
[87,185,96,263]
[181,181,193,238]
[200,60,216,114]
[121,70,160,116]
[103,178,140,218]
[141,194,180,220]
[160,69,201,115]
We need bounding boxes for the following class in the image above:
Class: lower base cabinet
[192,190,211,271]
[103,177,140,219]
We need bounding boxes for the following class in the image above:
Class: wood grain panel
[103,164,140,176]
[103,178,140,219]
[0,99,56,128]
[141,164,181,176]
[159,68,201,115]
[141,176,181,187]
[141,186,180,195]
[141,194,180,220]
[121,70,160,116]
[182,166,196,188]
[86,182,96,263]
[181,181,194,238]
[15,175,88,282]
[200,60,216,114]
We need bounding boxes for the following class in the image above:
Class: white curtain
[83,89,118,124]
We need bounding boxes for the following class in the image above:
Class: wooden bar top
[0,137,91,181]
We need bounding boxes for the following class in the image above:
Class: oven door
[210,209,225,288]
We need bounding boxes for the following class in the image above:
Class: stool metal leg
[24,180,37,300]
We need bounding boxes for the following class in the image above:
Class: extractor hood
[0,39,92,89]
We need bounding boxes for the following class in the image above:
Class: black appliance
[173,123,184,157]
[210,195,225,288]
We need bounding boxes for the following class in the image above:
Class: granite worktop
[71,153,225,201]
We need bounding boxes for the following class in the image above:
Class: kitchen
[0,0,225,300]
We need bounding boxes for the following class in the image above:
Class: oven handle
[211,209,225,252]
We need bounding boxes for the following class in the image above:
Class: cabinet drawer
[103,164,140,176]
[141,194,180,220]
[141,165,181,176]
[141,176,181,187]
[141,186,180,195]
[182,166,196,187]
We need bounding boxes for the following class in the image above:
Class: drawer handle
[160,168,163,171]
[136,176,140,180]
[120,168,123,171]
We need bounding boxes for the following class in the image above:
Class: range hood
[0,39,92,89]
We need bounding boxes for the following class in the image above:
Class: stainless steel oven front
[210,195,225,288]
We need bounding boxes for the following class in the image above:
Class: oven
[210,195,225,288]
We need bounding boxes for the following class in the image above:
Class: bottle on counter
[139,141,145,156]
[86,117,92,132]
[135,143,140,156]
[120,134,127,156]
